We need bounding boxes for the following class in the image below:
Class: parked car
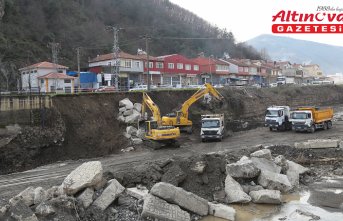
[96,86,116,92]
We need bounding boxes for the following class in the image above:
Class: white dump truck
[265,106,292,131]
[200,114,225,142]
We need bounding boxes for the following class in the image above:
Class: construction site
[1,85,343,221]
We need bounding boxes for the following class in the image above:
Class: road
[1,111,343,200]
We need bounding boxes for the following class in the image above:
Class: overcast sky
[170,0,343,47]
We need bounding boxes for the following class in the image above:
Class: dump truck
[290,106,333,133]
[265,106,292,131]
[200,114,225,142]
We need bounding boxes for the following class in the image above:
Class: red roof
[38,73,76,79]
[226,59,249,67]
[89,51,141,62]
[20,61,68,70]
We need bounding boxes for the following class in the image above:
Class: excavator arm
[179,83,224,119]
[142,92,162,124]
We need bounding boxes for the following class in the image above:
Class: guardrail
[0,96,52,112]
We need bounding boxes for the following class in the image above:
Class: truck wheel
[279,124,285,131]
[327,121,332,129]
[310,125,315,133]
[323,122,328,130]
[269,127,273,131]
[201,138,206,142]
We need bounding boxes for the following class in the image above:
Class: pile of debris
[117,98,142,124]
[224,148,309,205]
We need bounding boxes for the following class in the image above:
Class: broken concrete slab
[150,182,209,216]
[224,175,251,203]
[61,161,103,195]
[10,186,35,207]
[123,109,133,116]
[274,155,289,173]
[286,160,309,188]
[33,187,47,205]
[119,106,126,113]
[250,149,272,160]
[77,188,94,209]
[131,138,143,145]
[126,126,138,135]
[295,139,340,149]
[92,179,125,211]
[123,132,131,139]
[287,160,309,175]
[126,187,149,200]
[258,170,292,193]
[208,202,236,221]
[242,184,264,194]
[226,158,260,178]
[249,190,281,204]
[35,202,55,216]
[119,98,133,109]
[251,157,281,174]
[125,112,141,123]
[10,200,38,221]
[191,161,207,174]
[142,194,190,221]
[133,103,142,112]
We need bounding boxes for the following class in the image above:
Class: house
[302,64,323,77]
[136,52,164,86]
[19,61,69,92]
[88,51,144,90]
[38,73,76,93]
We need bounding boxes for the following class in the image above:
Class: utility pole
[107,26,120,91]
[76,47,81,92]
[142,35,151,91]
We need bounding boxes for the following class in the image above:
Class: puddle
[201,191,343,221]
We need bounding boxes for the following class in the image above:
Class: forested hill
[0,0,260,89]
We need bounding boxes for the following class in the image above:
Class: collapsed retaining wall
[1,85,343,174]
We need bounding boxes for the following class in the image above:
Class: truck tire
[279,123,285,131]
[327,121,333,129]
[269,127,273,131]
[309,125,315,133]
[323,122,328,130]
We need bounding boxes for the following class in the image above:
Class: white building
[38,73,76,93]
[19,61,69,92]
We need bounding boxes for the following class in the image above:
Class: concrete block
[208,202,236,221]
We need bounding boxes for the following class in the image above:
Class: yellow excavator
[141,92,180,143]
[161,83,224,132]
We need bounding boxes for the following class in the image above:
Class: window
[41,79,44,84]
[177,63,183,69]
[64,79,71,83]
[65,87,72,93]
[121,59,132,68]
[244,67,249,72]
[58,70,63,73]
[168,63,174,69]
[193,65,199,71]
[156,62,164,69]
[135,61,140,68]
[149,62,153,68]
[185,64,191,70]
[50,86,56,92]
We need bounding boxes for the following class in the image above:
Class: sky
[169,0,343,47]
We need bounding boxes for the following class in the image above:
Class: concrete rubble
[258,170,292,192]
[250,149,272,160]
[126,186,149,200]
[251,157,282,174]
[295,139,340,149]
[92,179,125,211]
[226,157,260,178]
[77,187,94,208]
[249,190,281,204]
[224,175,251,203]
[118,98,142,124]
[208,202,236,221]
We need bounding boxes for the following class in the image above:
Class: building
[88,51,144,90]
[136,53,164,86]
[302,64,323,78]
[19,61,69,92]
[38,73,76,93]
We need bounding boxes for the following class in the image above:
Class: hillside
[247,34,343,75]
[0,0,260,90]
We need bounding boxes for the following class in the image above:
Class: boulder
[118,106,126,113]
[127,186,149,200]
[274,155,289,173]
[10,186,35,207]
[125,112,141,123]
[249,190,281,204]
[126,126,138,135]
[61,161,103,195]
[10,200,38,221]
[208,202,236,221]
[224,175,251,203]
[33,187,47,205]
[123,132,131,139]
[131,138,143,145]
[251,157,281,174]
[287,160,309,175]
[258,170,292,192]
[133,103,142,112]
[92,179,125,211]
[35,202,55,216]
[123,109,133,116]
[142,194,190,221]
[77,188,94,209]
[134,129,145,139]
[226,158,260,178]
[119,98,133,109]
[191,161,207,174]
[150,182,209,216]
[250,149,272,160]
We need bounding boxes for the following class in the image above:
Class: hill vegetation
[0,0,261,90]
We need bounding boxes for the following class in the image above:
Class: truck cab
[200,114,224,142]
[265,106,292,131]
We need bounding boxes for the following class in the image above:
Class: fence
[0,95,52,112]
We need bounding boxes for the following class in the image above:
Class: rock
[127,187,149,200]
[33,187,46,205]
[133,103,142,112]
[61,161,103,195]
[134,129,145,139]
[191,161,207,174]
[250,149,272,160]
[118,106,126,113]
[77,188,94,208]
[295,139,339,149]
[208,202,236,221]
[121,146,135,152]
[150,182,209,216]
[249,190,281,204]
[10,200,38,221]
[224,175,251,203]
[213,190,228,203]
[286,160,309,188]
[119,98,133,109]
[125,112,141,123]
[123,109,134,116]
[274,155,289,173]
[251,157,281,174]
[92,179,125,211]
[126,126,138,135]
[131,138,143,145]
[35,202,55,216]
[50,195,75,210]
[226,158,260,178]
[142,194,190,221]
[242,184,264,194]
[258,170,292,192]
[161,164,187,186]
[123,132,131,139]
[287,160,309,175]
[11,186,35,207]
[117,115,125,122]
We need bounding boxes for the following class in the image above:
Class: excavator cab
[145,120,158,136]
